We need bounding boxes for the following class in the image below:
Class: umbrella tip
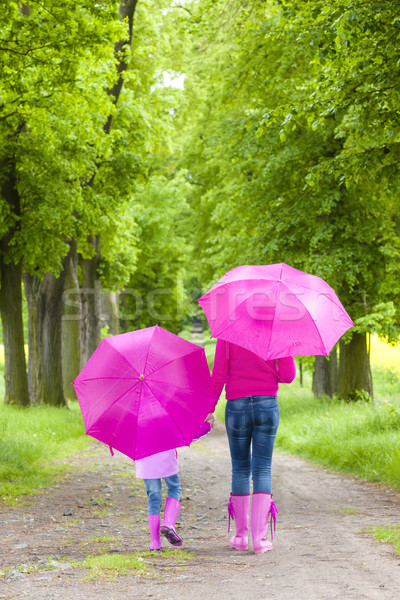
[140,374,144,381]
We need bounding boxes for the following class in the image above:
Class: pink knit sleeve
[211,339,229,401]
[276,356,296,383]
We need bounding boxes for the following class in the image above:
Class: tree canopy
[1,0,399,405]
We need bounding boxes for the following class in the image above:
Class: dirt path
[1,420,400,600]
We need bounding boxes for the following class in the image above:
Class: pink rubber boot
[160,498,183,546]
[227,494,250,551]
[251,492,278,555]
[148,514,162,551]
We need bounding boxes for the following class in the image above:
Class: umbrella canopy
[73,325,217,460]
[198,263,354,361]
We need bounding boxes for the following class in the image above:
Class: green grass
[0,401,89,502]
[274,377,400,489]
[77,549,194,581]
[80,553,151,580]
[203,337,216,369]
[370,525,400,555]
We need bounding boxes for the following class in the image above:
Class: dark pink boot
[160,498,182,546]
[251,493,278,554]
[148,514,162,551]
[228,494,250,551]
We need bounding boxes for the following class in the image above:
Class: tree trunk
[101,291,119,335]
[62,241,81,402]
[0,257,30,406]
[104,0,139,133]
[24,257,69,407]
[338,332,372,401]
[312,346,338,398]
[79,237,101,367]
[0,163,30,406]
[298,359,303,387]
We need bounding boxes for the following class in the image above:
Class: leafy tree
[0,0,133,405]
[174,0,400,399]
[120,174,191,333]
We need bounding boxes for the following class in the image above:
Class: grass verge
[274,382,400,489]
[76,549,194,581]
[369,525,400,555]
[0,401,89,502]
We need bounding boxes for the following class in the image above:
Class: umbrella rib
[145,379,215,401]
[211,282,282,338]
[77,376,139,382]
[297,302,330,355]
[131,378,143,460]
[104,338,145,378]
[145,345,202,379]
[142,326,158,376]
[86,381,141,435]
[283,281,349,315]
[142,380,193,446]
[208,278,346,318]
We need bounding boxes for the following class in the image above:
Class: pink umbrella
[73,325,217,460]
[198,263,354,361]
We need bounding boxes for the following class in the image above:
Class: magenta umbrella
[73,325,217,461]
[198,263,354,361]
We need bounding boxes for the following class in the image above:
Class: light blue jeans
[225,395,279,495]
[143,474,181,515]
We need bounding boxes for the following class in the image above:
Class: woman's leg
[252,396,279,493]
[251,396,279,554]
[225,398,252,495]
[225,398,252,550]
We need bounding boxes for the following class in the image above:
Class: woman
[211,339,296,554]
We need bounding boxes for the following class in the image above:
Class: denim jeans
[143,473,181,515]
[225,395,279,495]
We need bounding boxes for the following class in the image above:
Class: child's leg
[143,478,162,551]
[143,478,163,515]
[161,474,182,546]
[165,473,181,502]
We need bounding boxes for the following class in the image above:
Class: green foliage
[119,174,191,333]
[0,0,126,275]
[173,0,400,340]
[346,389,372,403]
[372,366,400,402]
[355,302,397,340]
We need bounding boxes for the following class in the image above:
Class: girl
[135,419,214,551]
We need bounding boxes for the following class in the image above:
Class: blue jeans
[225,396,279,495]
[143,474,181,515]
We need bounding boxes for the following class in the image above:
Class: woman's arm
[276,356,296,383]
[211,339,229,402]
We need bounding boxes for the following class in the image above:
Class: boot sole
[160,525,182,546]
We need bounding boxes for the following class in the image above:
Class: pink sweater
[211,339,296,401]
